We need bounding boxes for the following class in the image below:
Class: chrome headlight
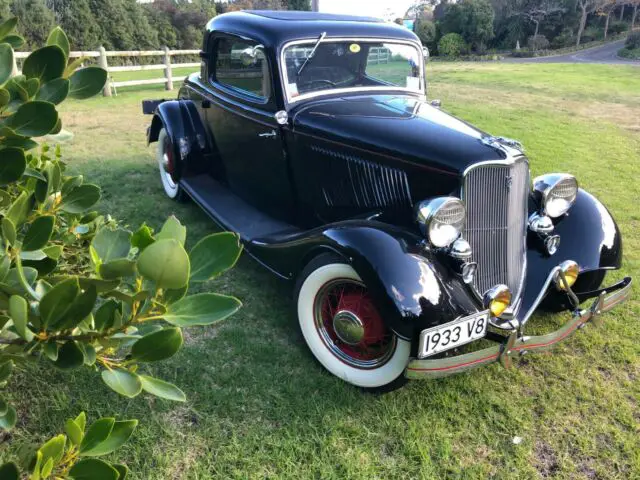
[415,197,466,248]
[533,174,578,218]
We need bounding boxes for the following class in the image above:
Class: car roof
[206,11,419,49]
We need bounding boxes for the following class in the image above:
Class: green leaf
[93,299,117,330]
[0,17,18,40]
[0,147,26,185]
[43,245,63,260]
[41,457,53,478]
[5,267,37,292]
[137,239,190,289]
[0,361,13,382]
[1,218,15,246]
[163,293,242,327]
[0,44,13,86]
[131,223,155,251]
[0,398,6,416]
[156,216,186,245]
[23,78,39,98]
[140,375,186,402]
[101,369,142,398]
[81,343,97,366]
[4,101,58,137]
[75,411,87,432]
[40,277,80,329]
[90,228,131,264]
[38,434,66,465]
[0,462,19,480]
[61,175,83,195]
[22,45,65,83]
[19,250,47,261]
[46,27,70,60]
[9,296,33,341]
[57,284,97,331]
[131,327,183,363]
[0,255,9,282]
[0,406,16,430]
[59,184,100,213]
[163,284,187,305]
[5,191,31,226]
[36,78,69,105]
[54,341,84,369]
[3,35,24,49]
[98,259,136,280]
[189,232,242,282]
[65,418,83,446]
[69,67,107,99]
[0,87,9,107]
[69,458,119,480]
[43,341,58,361]
[80,420,137,457]
[23,167,46,181]
[23,215,55,251]
[113,464,128,480]
[79,417,114,454]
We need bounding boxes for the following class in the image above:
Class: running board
[180,175,299,242]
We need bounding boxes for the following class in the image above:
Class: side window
[213,36,270,100]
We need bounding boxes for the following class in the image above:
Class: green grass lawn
[2,63,639,479]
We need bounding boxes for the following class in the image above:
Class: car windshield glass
[283,40,422,100]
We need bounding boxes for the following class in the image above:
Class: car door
[204,33,294,223]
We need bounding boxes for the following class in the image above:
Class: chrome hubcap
[162,153,171,173]
[332,310,364,345]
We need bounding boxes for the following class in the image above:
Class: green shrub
[438,32,467,58]
[551,27,574,48]
[608,21,628,36]
[0,17,242,479]
[527,34,550,51]
[580,26,602,43]
[618,47,640,60]
[626,31,640,49]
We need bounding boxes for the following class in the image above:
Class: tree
[516,0,565,48]
[285,0,311,9]
[575,0,608,46]
[11,0,56,49]
[414,18,437,50]
[597,0,617,38]
[440,0,495,52]
[55,0,103,50]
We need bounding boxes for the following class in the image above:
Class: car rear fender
[147,100,210,178]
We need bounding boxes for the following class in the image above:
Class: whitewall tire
[295,255,410,390]
[156,128,183,200]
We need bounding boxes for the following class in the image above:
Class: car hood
[291,94,520,176]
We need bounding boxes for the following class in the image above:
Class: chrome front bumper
[405,277,632,380]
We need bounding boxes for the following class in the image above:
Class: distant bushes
[618,31,640,60]
[438,33,468,58]
[527,34,550,51]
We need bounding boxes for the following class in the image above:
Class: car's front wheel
[295,254,410,391]
[156,128,185,201]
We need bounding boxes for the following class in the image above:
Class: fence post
[98,46,112,97]
[164,46,173,91]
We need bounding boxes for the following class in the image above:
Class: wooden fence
[13,47,200,96]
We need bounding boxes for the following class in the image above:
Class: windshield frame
[279,37,425,105]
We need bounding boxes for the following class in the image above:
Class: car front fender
[250,221,482,340]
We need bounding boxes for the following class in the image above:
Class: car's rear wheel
[295,254,409,391]
[156,128,185,201]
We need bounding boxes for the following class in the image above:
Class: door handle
[258,130,277,138]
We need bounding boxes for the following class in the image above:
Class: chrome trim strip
[279,37,426,105]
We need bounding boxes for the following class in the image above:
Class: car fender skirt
[147,100,210,179]
[250,221,481,340]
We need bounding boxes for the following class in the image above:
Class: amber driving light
[483,285,512,318]
[555,260,579,291]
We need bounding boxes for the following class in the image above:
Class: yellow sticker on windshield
[349,43,361,53]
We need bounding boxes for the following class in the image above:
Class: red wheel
[314,279,396,369]
[295,254,410,390]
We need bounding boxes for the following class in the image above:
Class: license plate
[418,311,489,359]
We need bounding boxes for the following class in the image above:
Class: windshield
[282,40,423,102]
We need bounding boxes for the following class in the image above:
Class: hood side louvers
[310,145,412,209]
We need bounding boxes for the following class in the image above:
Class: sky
[317,0,416,20]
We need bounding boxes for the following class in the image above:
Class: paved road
[506,39,639,66]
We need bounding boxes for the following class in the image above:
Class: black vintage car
[144,11,631,391]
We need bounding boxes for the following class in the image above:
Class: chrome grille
[463,160,529,298]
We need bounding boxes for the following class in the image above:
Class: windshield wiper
[296,31,327,77]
